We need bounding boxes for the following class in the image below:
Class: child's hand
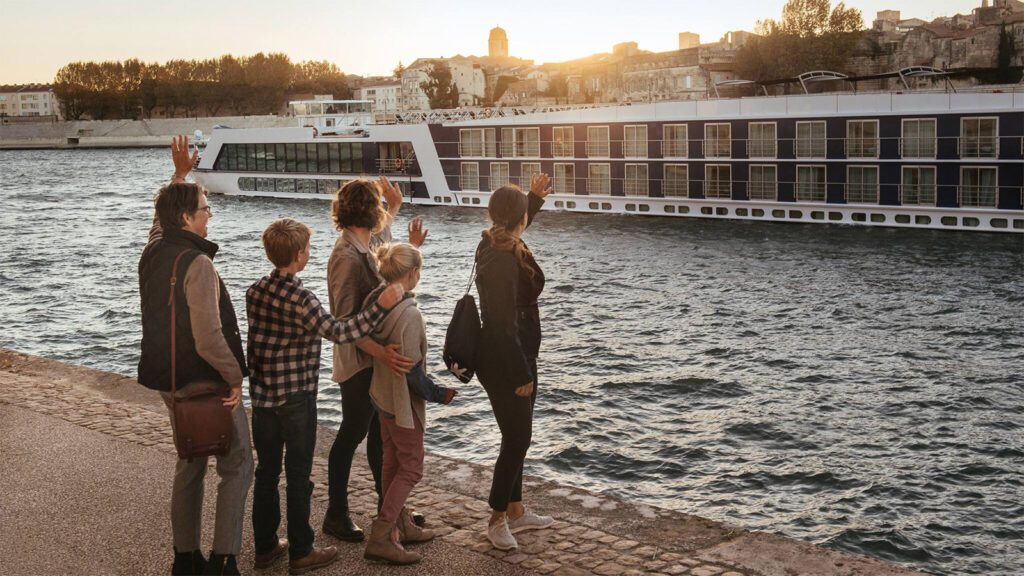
[378,283,405,309]
[443,388,458,404]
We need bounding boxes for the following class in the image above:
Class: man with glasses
[138,135,253,576]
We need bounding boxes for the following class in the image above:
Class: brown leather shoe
[288,546,338,575]
[254,539,288,570]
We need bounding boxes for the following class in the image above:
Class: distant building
[489,26,509,59]
[401,58,487,110]
[851,0,1024,90]
[678,32,700,50]
[354,79,402,113]
[0,84,60,119]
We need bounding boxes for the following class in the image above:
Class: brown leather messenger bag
[168,250,234,462]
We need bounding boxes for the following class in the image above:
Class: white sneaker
[486,519,518,550]
[507,509,554,534]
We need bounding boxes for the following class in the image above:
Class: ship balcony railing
[794,183,827,202]
[499,143,540,158]
[899,137,937,159]
[900,185,937,206]
[586,142,610,157]
[747,139,777,159]
[845,138,879,158]
[376,158,417,173]
[587,180,611,195]
[551,142,574,157]
[553,178,576,195]
[703,182,732,199]
[662,180,689,197]
[703,140,732,159]
[795,140,827,159]
[845,184,880,204]
[622,142,648,159]
[661,140,689,158]
[959,137,999,159]
[623,180,650,196]
[959,185,998,207]
[458,142,496,157]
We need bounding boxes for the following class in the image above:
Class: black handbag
[442,258,481,383]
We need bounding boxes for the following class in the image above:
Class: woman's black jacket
[474,192,545,389]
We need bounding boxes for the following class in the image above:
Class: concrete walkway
[0,349,924,576]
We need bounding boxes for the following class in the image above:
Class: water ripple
[1,148,1022,575]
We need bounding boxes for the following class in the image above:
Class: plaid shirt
[246,270,385,408]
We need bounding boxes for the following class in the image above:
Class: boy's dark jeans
[327,368,383,518]
[252,391,317,561]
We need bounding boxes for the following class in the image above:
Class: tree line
[54,53,353,120]
[734,0,865,83]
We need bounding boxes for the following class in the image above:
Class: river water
[1,148,1022,575]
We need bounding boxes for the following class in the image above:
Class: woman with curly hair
[323,177,427,542]
[475,174,553,550]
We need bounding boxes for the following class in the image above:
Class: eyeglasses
[195,206,212,216]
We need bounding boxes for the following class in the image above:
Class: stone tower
[489,26,508,59]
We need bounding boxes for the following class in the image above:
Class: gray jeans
[161,392,254,555]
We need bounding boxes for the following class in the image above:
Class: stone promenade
[0,349,924,576]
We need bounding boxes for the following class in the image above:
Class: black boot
[171,548,206,576]
[202,553,239,576]
[322,507,365,542]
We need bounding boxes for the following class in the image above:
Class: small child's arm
[405,362,455,405]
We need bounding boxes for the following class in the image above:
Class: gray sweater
[365,293,431,430]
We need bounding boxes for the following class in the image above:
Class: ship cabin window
[554,163,576,194]
[490,163,509,190]
[296,179,317,195]
[846,120,879,158]
[624,164,649,196]
[749,165,778,200]
[960,117,998,158]
[588,164,611,194]
[552,126,574,158]
[748,122,777,159]
[520,162,541,188]
[460,162,479,191]
[846,166,879,204]
[704,123,731,159]
[459,128,496,157]
[624,125,648,158]
[960,166,998,207]
[901,118,937,159]
[663,164,689,197]
[663,125,688,158]
[214,142,362,174]
[587,126,610,158]
[500,127,540,157]
[796,121,827,159]
[796,165,827,202]
[901,166,936,205]
[705,165,732,199]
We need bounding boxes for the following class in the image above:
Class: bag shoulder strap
[464,258,477,296]
[167,250,192,401]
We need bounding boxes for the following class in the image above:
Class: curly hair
[331,179,388,232]
[484,185,535,276]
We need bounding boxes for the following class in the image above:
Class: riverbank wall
[0,348,924,576]
[0,116,292,149]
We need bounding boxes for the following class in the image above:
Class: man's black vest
[137,227,247,392]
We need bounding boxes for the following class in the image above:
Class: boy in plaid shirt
[246,218,403,574]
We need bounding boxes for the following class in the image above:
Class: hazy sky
[1,0,985,84]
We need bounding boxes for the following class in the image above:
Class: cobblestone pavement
[0,350,923,576]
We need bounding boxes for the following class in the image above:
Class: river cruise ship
[193,83,1024,233]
